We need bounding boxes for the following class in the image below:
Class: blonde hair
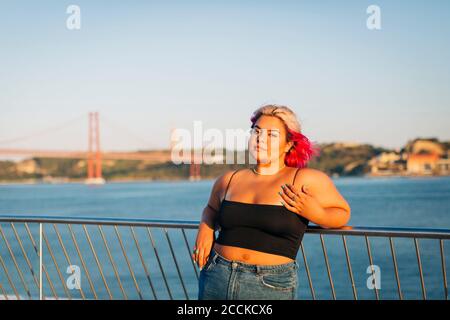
[250,104,301,134]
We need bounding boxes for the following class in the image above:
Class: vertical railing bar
[82,225,113,299]
[414,238,427,300]
[319,234,336,300]
[300,242,316,300]
[97,225,127,299]
[114,226,143,300]
[440,240,448,300]
[67,224,98,299]
[342,235,358,300]
[39,223,42,301]
[146,227,173,300]
[164,227,189,300]
[181,228,199,280]
[24,223,57,299]
[0,225,32,299]
[130,226,158,300]
[10,223,40,292]
[389,237,403,300]
[364,236,380,300]
[52,224,80,299]
[0,253,20,300]
[0,282,8,300]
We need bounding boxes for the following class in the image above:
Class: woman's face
[249,115,292,165]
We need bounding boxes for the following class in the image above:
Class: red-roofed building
[406,153,441,174]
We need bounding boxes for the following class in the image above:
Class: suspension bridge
[0,113,202,183]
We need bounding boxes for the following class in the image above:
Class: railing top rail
[0,215,450,239]
[0,215,200,228]
[0,215,449,239]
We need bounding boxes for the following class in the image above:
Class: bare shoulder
[205,169,239,210]
[294,168,350,210]
[214,169,237,188]
[292,168,335,194]
[296,167,331,183]
[211,169,242,197]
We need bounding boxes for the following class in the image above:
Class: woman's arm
[193,170,235,268]
[280,168,351,228]
[199,170,235,231]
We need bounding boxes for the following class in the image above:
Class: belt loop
[212,250,219,263]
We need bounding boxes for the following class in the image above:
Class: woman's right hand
[192,224,215,270]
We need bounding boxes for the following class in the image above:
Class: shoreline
[0,173,449,185]
[0,177,215,185]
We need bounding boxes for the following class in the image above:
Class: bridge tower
[86,112,105,185]
[189,161,201,181]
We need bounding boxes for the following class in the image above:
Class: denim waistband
[209,248,298,274]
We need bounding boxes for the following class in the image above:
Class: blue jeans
[198,248,299,300]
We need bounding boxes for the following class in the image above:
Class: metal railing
[0,215,448,300]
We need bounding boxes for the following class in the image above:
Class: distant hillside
[0,142,397,182]
[308,142,388,176]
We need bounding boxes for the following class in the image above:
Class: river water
[0,176,449,299]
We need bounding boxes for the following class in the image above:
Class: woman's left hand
[278,183,325,218]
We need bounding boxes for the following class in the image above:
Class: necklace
[252,165,286,176]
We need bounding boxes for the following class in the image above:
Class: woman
[193,104,351,300]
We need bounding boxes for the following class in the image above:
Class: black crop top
[214,168,309,260]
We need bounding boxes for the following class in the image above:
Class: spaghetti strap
[223,169,240,201]
[292,167,301,185]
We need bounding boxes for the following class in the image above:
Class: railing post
[39,223,43,301]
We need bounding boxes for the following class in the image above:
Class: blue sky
[0,0,449,152]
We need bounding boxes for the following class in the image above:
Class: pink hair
[284,128,320,168]
[250,105,320,168]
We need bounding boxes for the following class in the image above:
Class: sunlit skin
[192,115,351,268]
